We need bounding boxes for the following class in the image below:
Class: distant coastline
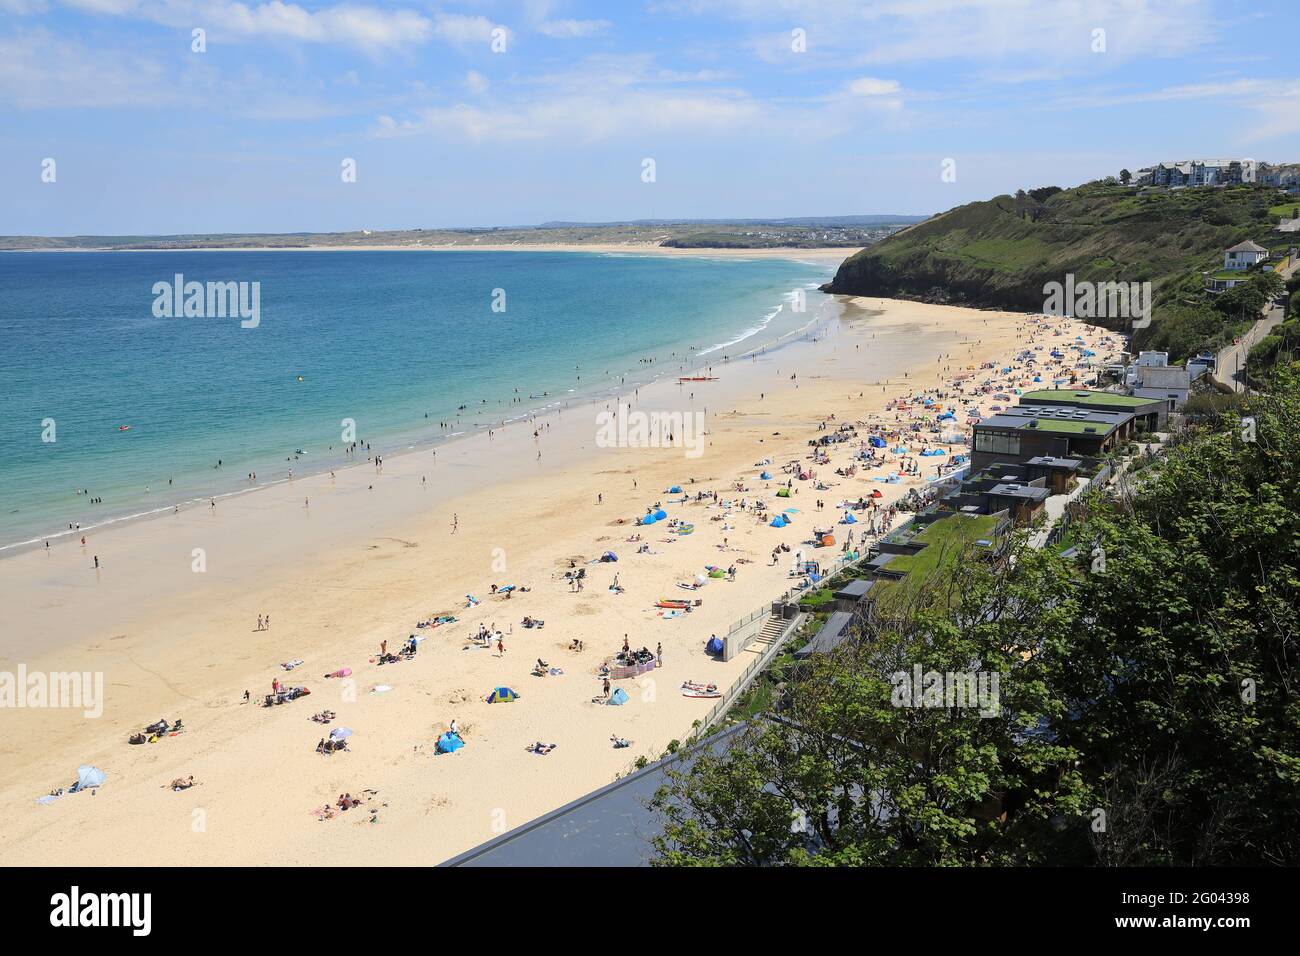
[9,243,859,260]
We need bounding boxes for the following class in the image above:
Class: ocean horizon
[0,249,836,551]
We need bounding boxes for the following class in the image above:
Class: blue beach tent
[705,637,725,656]
[668,485,682,493]
[436,732,464,754]
[653,508,668,520]
[769,515,788,528]
[760,471,771,480]
[486,687,520,704]
[841,511,857,524]
[71,765,106,792]
[607,687,630,706]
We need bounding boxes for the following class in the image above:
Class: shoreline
[3,245,859,261]
[0,284,834,559]
[0,296,1114,866]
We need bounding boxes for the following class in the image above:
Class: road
[1215,258,1297,392]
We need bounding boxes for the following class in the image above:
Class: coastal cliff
[821,181,1284,354]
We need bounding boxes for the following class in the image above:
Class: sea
[0,249,840,551]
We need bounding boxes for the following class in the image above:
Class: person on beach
[656,642,663,666]
[603,677,611,699]
[257,615,263,631]
[93,555,99,569]
[497,636,505,655]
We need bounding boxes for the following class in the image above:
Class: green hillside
[823,182,1296,358]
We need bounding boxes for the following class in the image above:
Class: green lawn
[874,514,999,613]
[1018,418,1112,435]
[1020,389,1151,408]
[882,514,999,579]
[1268,199,1300,220]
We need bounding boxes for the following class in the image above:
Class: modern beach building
[971,405,1136,473]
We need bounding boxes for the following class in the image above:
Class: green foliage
[825,182,1280,360]
[652,368,1300,865]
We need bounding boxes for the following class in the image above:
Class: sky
[3,0,1299,235]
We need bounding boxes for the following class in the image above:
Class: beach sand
[0,297,1117,865]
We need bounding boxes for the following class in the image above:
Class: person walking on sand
[603,677,611,699]
[497,636,505,656]
[656,642,663,666]
[257,615,263,631]
[452,513,458,534]
[93,555,99,569]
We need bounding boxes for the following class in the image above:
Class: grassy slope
[823,182,1290,357]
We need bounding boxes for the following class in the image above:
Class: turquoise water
[0,250,835,549]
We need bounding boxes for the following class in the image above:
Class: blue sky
[3,0,1298,234]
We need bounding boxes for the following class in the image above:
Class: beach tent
[71,765,106,792]
[653,508,668,520]
[486,687,520,704]
[328,727,353,742]
[705,637,725,655]
[841,512,857,524]
[607,687,630,706]
[640,513,658,525]
[668,485,682,493]
[869,436,887,448]
[436,732,463,754]
[776,487,791,498]
[601,551,618,562]
[769,515,788,528]
[760,471,772,480]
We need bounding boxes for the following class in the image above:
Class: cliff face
[821,182,1279,326]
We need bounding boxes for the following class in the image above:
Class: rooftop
[1225,239,1268,253]
[442,723,751,867]
[1018,388,1154,409]
[1026,456,1083,470]
[988,483,1051,501]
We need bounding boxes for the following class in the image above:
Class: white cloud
[432,12,503,45]
[537,18,610,38]
[849,77,900,96]
[0,29,180,108]
[57,0,440,53]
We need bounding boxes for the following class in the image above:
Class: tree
[653,367,1300,865]
[1120,169,1132,185]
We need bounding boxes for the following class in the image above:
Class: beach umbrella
[328,727,353,741]
[72,765,106,792]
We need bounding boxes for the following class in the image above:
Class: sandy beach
[0,296,1118,866]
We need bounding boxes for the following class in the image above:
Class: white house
[1132,365,1192,411]
[1223,240,1268,270]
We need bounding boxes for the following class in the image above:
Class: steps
[748,615,786,651]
